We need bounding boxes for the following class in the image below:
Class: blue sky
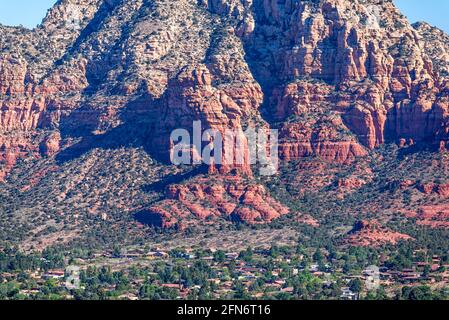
[395,0,449,32]
[0,0,57,28]
[0,0,448,33]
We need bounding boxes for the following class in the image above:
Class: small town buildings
[43,269,65,280]
[340,288,358,300]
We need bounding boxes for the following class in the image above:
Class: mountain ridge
[0,0,449,250]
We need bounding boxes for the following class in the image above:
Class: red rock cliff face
[345,220,413,247]
[0,53,88,178]
[0,55,43,131]
[140,175,289,229]
[0,0,102,178]
[2,0,449,172]
[151,64,263,175]
[2,0,449,228]
[210,0,449,156]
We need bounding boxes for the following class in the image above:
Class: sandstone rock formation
[2,0,448,172]
[40,132,61,157]
[414,22,449,78]
[139,175,289,228]
[388,179,449,198]
[345,220,413,247]
[1,0,449,235]
[416,205,449,229]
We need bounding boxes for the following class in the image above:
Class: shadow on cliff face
[50,0,164,165]
[238,2,449,159]
[396,143,440,160]
[133,209,162,228]
[55,92,163,164]
[53,0,148,95]
[384,103,447,156]
[55,2,273,167]
[141,165,209,193]
[237,2,339,127]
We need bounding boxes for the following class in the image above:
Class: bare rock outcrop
[140,175,289,228]
[345,220,413,247]
[2,0,449,234]
[415,205,449,229]
[40,132,61,157]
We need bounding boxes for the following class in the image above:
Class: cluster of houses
[4,246,449,300]
[101,248,449,299]
[379,255,449,284]
[0,269,69,298]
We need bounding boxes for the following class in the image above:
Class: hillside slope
[1,0,449,250]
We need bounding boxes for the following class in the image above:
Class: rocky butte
[1,0,449,248]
